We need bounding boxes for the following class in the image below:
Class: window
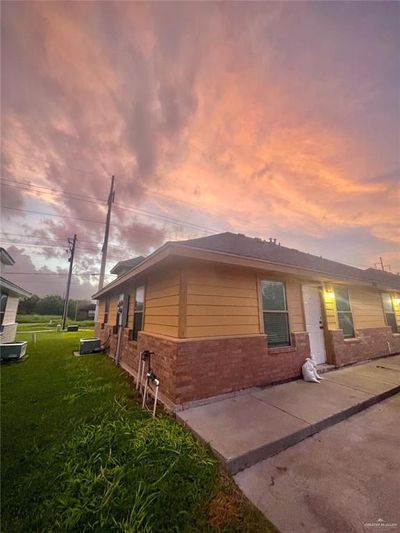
[124,295,130,327]
[104,298,110,324]
[0,294,8,327]
[382,293,398,333]
[334,287,354,338]
[261,280,290,347]
[132,286,145,341]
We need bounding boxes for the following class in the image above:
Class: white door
[302,285,327,364]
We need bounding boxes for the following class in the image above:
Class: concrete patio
[177,355,400,474]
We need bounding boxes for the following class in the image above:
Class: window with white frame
[334,287,355,338]
[381,293,398,333]
[261,280,290,347]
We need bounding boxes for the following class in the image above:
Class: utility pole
[98,175,115,290]
[375,256,390,272]
[62,234,77,330]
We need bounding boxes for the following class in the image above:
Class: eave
[93,242,400,299]
[0,277,32,298]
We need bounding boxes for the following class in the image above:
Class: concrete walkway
[177,355,400,474]
[235,395,400,533]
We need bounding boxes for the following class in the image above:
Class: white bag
[302,358,324,383]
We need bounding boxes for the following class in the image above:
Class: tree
[36,295,64,315]
[18,294,40,314]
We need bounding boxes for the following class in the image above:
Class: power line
[2,147,109,179]
[0,232,104,246]
[0,179,106,206]
[1,178,222,235]
[114,203,217,234]
[2,272,100,276]
[1,206,106,225]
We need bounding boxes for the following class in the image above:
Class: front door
[302,285,327,364]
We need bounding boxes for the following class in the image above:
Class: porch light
[324,287,335,300]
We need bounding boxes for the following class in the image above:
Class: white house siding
[1,296,20,344]
[1,324,18,343]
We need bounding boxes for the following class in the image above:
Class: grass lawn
[1,330,276,532]
[17,314,95,329]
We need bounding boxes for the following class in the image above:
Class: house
[93,232,400,409]
[110,256,145,277]
[76,303,96,320]
[0,248,31,343]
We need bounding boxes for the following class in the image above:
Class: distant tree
[18,294,40,314]
[36,295,64,315]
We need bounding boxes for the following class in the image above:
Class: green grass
[1,331,276,532]
[17,314,95,328]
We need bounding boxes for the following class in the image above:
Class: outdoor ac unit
[79,338,102,355]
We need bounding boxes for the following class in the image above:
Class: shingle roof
[176,232,400,289]
[363,267,400,287]
[110,256,145,275]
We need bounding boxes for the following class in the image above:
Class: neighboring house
[77,303,96,320]
[0,248,31,343]
[110,256,145,277]
[93,232,400,409]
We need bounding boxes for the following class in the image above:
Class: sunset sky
[1,1,399,298]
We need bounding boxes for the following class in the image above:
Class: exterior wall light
[324,287,335,300]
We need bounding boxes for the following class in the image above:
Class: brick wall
[327,327,400,367]
[174,332,310,404]
[95,322,400,406]
[95,323,310,405]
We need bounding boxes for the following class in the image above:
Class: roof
[110,256,145,276]
[178,232,367,280]
[0,276,32,298]
[93,232,400,298]
[0,248,15,266]
[78,303,96,311]
[363,268,400,287]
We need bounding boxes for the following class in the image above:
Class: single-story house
[76,303,96,320]
[93,232,400,409]
[0,248,32,343]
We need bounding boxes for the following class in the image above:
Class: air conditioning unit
[79,338,103,355]
[0,341,28,362]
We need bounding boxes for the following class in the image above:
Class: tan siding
[108,295,119,326]
[186,324,260,337]
[285,280,305,332]
[127,290,136,326]
[186,305,259,317]
[184,265,260,338]
[144,269,180,337]
[97,300,105,323]
[322,286,338,330]
[349,287,385,329]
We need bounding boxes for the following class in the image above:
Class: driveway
[235,395,400,533]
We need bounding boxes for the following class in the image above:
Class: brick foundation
[327,327,400,367]
[95,324,310,406]
[174,333,310,404]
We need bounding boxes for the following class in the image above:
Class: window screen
[261,281,290,347]
[132,286,145,341]
[382,293,398,334]
[334,287,355,338]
